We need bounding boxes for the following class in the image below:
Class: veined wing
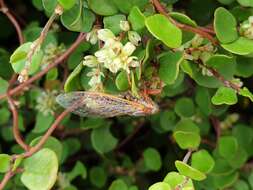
[56,91,158,118]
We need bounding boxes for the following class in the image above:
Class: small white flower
[86,29,98,44]
[120,20,130,31]
[87,68,104,87]
[128,31,141,46]
[122,42,136,56]
[97,29,115,42]
[104,57,122,73]
[95,48,117,63]
[83,55,99,67]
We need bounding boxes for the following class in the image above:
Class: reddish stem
[151,0,218,45]
[0,33,86,100]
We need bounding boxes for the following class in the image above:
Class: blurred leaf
[174,97,195,118]
[109,179,128,190]
[67,161,87,181]
[239,87,253,102]
[143,147,162,171]
[42,0,58,13]
[32,112,54,133]
[237,0,253,7]
[89,166,107,188]
[57,0,77,10]
[195,87,212,116]
[218,136,238,160]
[103,14,126,35]
[21,148,58,190]
[191,150,215,173]
[148,182,171,190]
[0,77,8,95]
[128,6,146,31]
[175,161,206,181]
[91,125,118,154]
[112,0,149,14]
[87,0,118,16]
[0,154,11,173]
[115,71,129,91]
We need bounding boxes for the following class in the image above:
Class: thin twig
[210,116,221,145]
[0,0,24,44]
[0,33,86,100]
[183,149,192,163]
[151,0,218,45]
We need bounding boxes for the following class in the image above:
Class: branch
[0,0,24,44]
[0,33,86,100]
[151,0,218,45]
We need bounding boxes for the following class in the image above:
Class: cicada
[56,91,159,118]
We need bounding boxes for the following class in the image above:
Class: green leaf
[205,55,236,80]
[32,112,55,133]
[170,12,197,27]
[112,0,149,14]
[221,37,253,55]
[0,107,11,125]
[109,179,128,190]
[61,3,95,32]
[173,131,201,149]
[128,6,146,31]
[103,14,126,35]
[145,14,182,48]
[174,97,195,118]
[195,87,212,116]
[64,63,83,92]
[30,136,63,163]
[237,0,253,7]
[239,87,253,102]
[21,148,58,190]
[217,0,235,5]
[218,136,238,160]
[91,125,118,154]
[159,110,177,132]
[0,77,8,95]
[87,0,118,16]
[175,161,206,181]
[42,0,57,13]
[214,7,238,43]
[89,166,107,188]
[228,147,248,169]
[57,0,77,10]
[211,87,238,105]
[149,182,171,190]
[67,161,87,181]
[213,172,239,189]
[143,147,162,171]
[115,71,129,91]
[191,150,215,173]
[158,51,184,85]
[234,180,250,190]
[211,158,234,176]
[0,154,11,173]
[163,172,194,189]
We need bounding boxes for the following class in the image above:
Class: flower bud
[120,20,130,31]
[128,31,141,46]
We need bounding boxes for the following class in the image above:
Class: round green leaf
[67,161,87,181]
[163,172,194,189]
[158,51,184,85]
[214,7,238,44]
[32,112,55,133]
[149,182,171,190]
[87,0,118,16]
[175,97,195,118]
[145,14,182,48]
[239,87,253,102]
[0,77,8,95]
[89,166,107,188]
[213,172,239,189]
[143,147,162,171]
[109,179,128,190]
[234,180,250,190]
[170,12,197,27]
[30,136,63,163]
[218,136,238,160]
[115,71,129,91]
[175,161,206,181]
[21,148,58,190]
[195,86,212,116]
[237,0,253,7]
[221,37,253,55]
[0,154,11,173]
[191,149,215,173]
[211,87,238,105]
[42,0,57,13]
[211,158,234,176]
[91,125,118,154]
[128,6,146,31]
[173,131,201,149]
[57,0,76,10]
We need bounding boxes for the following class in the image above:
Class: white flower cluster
[240,16,253,40]
[83,24,141,90]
